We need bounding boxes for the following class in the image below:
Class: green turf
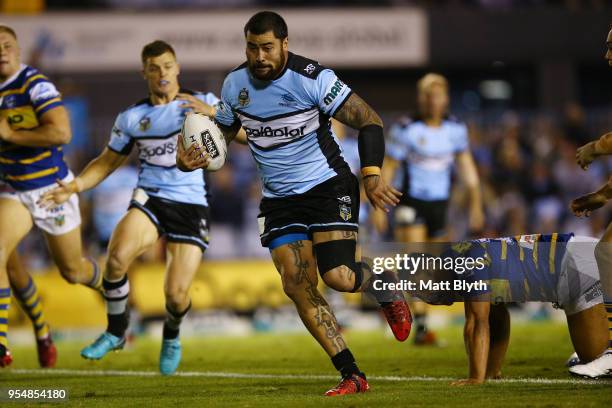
[1,322,610,407]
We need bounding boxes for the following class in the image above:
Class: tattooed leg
[272,240,347,357]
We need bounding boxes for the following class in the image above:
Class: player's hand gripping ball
[180,113,227,171]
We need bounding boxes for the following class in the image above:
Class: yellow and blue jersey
[450,233,574,302]
[0,64,67,191]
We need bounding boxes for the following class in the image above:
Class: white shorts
[557,236,604,316]
[0,172,81,236]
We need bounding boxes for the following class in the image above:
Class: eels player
[0,25,100,367]
[177,11,411,396]
[374,73,484,345]
[40,40,221,375]
[563,25,612,378]
[411,233,607,385]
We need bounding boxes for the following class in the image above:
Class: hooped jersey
[107,89,219,206]
[215,52,352,198]
[0,64,67,191]
[449,233,575,301]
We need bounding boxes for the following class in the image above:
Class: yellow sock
[15,277,49,340]
[0,287,10,348]
[605,298,612,351]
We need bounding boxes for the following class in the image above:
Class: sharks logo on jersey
[215,53,353,198]
[107,89,219,206]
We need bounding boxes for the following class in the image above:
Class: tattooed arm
[332,93,400,212]
[333,93,383,129]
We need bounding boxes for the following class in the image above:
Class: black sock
[163,302,191,340]
[414,313,427,333]
[104,276,130,338]
[107,311,129,338]
[331,349,361,378]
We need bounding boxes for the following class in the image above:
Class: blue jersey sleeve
[386,124,408,161]
[306,69,352,116]
[28,78,63,117]
[107,112,135,155]
[199,92,220,107]
[452,122,469,153]
[215,78,238,127]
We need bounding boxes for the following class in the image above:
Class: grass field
[1,322,610,407]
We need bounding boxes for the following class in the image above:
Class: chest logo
[139,117,151,131]
[238,88,250,107]
[279,93,298,107]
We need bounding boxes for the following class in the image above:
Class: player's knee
[321,268,353,292]
[106,248,132,276]
[58,263,81,284]
[314,239,358,292]
[164,284,189,310]
[281,276,302,301]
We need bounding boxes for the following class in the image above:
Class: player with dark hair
[177,11,412,396]
[0,25,100,367]
[40,40,221,375]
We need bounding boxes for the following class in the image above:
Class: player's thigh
[395,224,428,242]
[271,240,318,299]
[43,226,85,273]
[107,209,160,269]
[0,198,33,260]
[566,303,608,362]
[6,250,30,289]
[165,242,202,298]
[311,230,359,290]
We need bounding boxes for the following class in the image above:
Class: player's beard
[249,52,286,81]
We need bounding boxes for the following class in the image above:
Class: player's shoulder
[443,114,467,128]
[397,115,420,129]
[285,53,327,80]
[116,96,152,125]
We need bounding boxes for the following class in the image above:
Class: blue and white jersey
[215,53,352,198]
[387,117,468,201]
[108,89,218,206]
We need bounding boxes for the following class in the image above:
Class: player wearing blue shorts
[41,40,219,375]
[0,25,100,367]
[413,233,608,384]
[178,12,411,396]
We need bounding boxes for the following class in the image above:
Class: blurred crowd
[23,0,612,11]
[17,99,612,268]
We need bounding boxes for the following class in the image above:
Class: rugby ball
[180,113,227,171]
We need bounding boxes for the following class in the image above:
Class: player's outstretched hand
[570,191,607,217]
[38,178,77,209]
[576,141,598,170]
[176,140,210,172]
[363,175,401,212]
[177,93,216,117]
[450,378,484,386]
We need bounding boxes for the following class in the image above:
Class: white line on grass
[6,369,610,385]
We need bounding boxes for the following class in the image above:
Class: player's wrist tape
[358,124,384,169]
[361,166,381,178]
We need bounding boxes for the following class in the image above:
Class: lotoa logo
[323,79,346,105]
[245,125,306,138]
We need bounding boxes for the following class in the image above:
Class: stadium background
[3,1,612,341]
